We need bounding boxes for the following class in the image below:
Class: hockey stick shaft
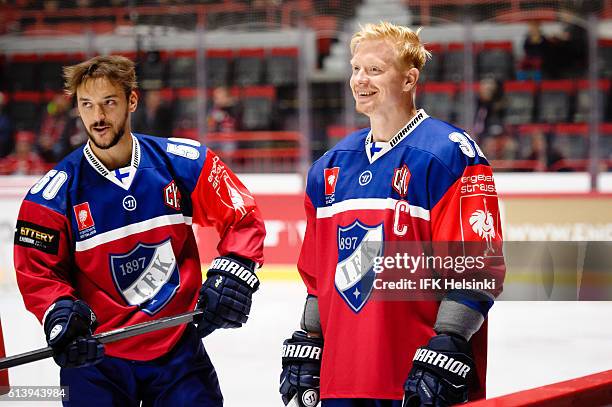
[0,309,203,371]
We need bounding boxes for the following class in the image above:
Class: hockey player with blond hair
[280,22,505,407]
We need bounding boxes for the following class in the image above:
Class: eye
[370,66,381,73]
[81,101,92,108]
[105,99,117,106]
[352,65,360,73]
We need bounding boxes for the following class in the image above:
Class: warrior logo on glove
[195,255,260,338]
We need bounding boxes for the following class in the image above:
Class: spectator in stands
[481,124,518,161]
[473,78,504,140]
[518,21,548,81]
[207,86,241,133]
[545,11,587,79]
[131,89,174,137]
[555,11,587,78]
[207,86,242,155]
[0,92,13,159]
[523,129,569,171]
[0,130,46,175]
[38,93,76,164]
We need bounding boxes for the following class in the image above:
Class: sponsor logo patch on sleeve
[14,220,60,254]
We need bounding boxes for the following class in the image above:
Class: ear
[403,67,420,92]
[128,90,138,113]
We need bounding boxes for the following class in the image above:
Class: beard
[87,110,128,150]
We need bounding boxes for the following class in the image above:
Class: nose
[354,68,368,85]
[93,104,106,122]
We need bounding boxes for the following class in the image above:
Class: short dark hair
[63,55,138,98]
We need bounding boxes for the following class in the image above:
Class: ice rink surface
[1,281,612,406]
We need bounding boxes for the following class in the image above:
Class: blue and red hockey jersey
[14,134,265,361]
[298,110,504,400]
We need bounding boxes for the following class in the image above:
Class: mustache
[92,121,109,128]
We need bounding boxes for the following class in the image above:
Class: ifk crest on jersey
[335,220,384,313]
[110,239,180,315]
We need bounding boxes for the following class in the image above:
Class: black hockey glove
[280,330,323,407]
[403,334,474,407]
[43,298,104,369]
[195,255,260,338]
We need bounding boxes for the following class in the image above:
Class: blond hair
[350,21,431,70]
[63,55,137,98]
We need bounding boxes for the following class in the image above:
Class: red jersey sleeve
[430,163,505,296]
[297,194,318,296]
[191,149,265,266]
[0,318,8,390]
[14,200,76,323]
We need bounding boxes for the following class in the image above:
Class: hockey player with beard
[280,22,504,407]
[14,55,265,406]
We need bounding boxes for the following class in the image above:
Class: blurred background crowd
[0,0,611,175]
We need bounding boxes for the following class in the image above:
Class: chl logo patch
[73,202,95,231]
[163,180,182,211]
[335,220,383,313]
[110,239,180,315]
[392,164,411,198]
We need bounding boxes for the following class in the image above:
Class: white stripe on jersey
[75,214,193,252]
[316,198,430,221]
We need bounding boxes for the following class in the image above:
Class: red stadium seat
[168,50,196,89]
[477,41,514,81]
[574,79,610,123]
[538,80,575,123]
[266,47,298,86]
[206,49,233,88]
[504,81,536,125]
[234,48,265,87]
[241,85,276,130]
[420,82,457,123]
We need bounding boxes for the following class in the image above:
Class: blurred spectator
[522,129,569,171]
[545,11,587,79]
[481,124,518,161]
[0,131,46,175]
[0,92,13,158]
[68,119,90,152]
[38,93,76,164]
[207,87,241,133]
[518,21,548,81]
[473,78,504,140]
[131,89,174,138]
[556,12,587,78]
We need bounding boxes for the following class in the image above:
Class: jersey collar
[365,109,429,164]
[83,133,140,191]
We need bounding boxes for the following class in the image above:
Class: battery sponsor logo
[14,220,60,254]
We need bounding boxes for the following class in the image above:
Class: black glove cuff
[207,256,260,291]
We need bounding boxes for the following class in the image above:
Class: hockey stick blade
[0,309,203,371]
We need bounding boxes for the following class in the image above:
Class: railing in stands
[182,131,302,173]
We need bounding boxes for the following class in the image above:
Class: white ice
[1,282,612,406]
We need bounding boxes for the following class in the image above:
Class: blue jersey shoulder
[135,134,208,193]
[407,116,489,178]
[24,146,85,216]
[306,128,368,203]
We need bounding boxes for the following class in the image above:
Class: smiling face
[76,76,137,150]
[350,39,414,118]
